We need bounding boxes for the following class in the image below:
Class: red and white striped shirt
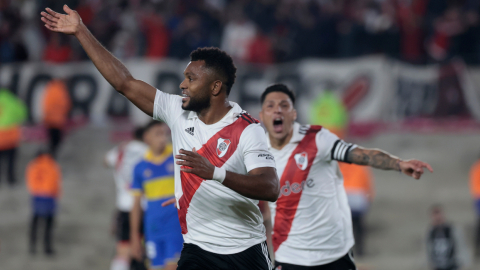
[268,122,357,266]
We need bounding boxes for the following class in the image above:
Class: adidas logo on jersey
[185,127,194,136]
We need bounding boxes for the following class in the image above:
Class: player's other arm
[130,193,143,260]
[346,147,433,179]
[41,5,155,116]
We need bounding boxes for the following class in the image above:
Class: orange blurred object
[26,154,62,198]
[42,80,72,129]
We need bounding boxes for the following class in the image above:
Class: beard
[181,92,211,112]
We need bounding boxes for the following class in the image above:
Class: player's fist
[41,5,82,35]
[399,159,433,180]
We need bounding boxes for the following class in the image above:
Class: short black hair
[143,120,166,134]
[133,126,144,140]
[190,47,237,96]
[261,83,296,105]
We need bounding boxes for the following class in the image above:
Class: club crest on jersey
[294,152,308,170]
[216,138,231,158]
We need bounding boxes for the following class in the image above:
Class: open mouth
[273,118,283,133]
[182,93,190,102]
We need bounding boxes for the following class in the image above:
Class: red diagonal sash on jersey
[272,125,322,251]
[178,113,259,234]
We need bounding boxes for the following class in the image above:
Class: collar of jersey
[186,101,242,125]
[144,144,173,164]
[267,122,305,148]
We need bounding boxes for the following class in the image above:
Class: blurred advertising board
[1,57,479,135]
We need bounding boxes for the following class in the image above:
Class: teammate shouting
[41,5,278,270]
[259,84,433,270]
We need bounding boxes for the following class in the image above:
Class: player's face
[259,92,297,141]
[180,60,212,112]
[145,124,170,153]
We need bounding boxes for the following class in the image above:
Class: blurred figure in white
[104,127,148,270]
[426,205,471,270]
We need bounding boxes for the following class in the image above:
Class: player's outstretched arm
[40,5,156,116]
[176,149,280,202]
[346,147,433,179]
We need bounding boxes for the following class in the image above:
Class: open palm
[41,5,81,35]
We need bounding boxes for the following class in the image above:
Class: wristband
[212,167,226,183]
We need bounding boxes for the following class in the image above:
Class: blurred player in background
[339,162,374,257]
[0,87,27,187]
[105,127,148,270]
[42,79,71,158]
[130,120,182,270]
[41,5,278,270]
[26,149,61,255]
[469,156,480,258]
[259,84,433,270]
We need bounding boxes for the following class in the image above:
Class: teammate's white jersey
[153,90,276,254]
[106,140,148,212]
[268,122,357,266]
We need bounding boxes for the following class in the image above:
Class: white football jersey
[268,122,357,266]
[153,90,276,254]
[105,140,148,211]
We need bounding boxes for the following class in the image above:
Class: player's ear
[259,110,264,123]
[293,108,297,121]
[211,80,223,96]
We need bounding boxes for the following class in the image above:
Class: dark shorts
[177,241,272,270]
[274,250,356,270]
[116,211,131,242]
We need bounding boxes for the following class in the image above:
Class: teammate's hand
[41,5,82,35]
[175,148,215,180]
[399,159,433,179]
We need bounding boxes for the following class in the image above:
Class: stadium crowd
[1,0,480,65]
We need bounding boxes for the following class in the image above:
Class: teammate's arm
[346,147,433,179]
[175,149,280,202]
[130,194,143,261]
[41,5,156,116]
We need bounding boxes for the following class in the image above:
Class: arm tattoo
[347,148,400,171]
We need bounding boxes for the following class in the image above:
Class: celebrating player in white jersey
[258,84,433,270]
[41,5,279,270]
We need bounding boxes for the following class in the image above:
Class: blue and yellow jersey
[131,145,180,237]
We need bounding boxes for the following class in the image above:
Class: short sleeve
[316,128,357,162]
[105,146,119,168]
[130,163,143,193]
[153,89,184,126]
[240,124,276,172]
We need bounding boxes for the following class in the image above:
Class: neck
[269,127,294,150]
[151,145,166,156]
[198,98,232,125]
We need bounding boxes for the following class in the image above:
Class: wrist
[396,160,402,172]
[74,23,87,37]
[212,167,226,183]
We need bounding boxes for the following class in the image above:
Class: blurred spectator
[220,3,256,62]
[469,156,480,258]
[1,0,480,64]
[42,79,71,158]
[309,87,348,139]
[340,162,374,257]
[246,28,274,64]
[26,149,62,255]
[42,33,72,63]
[426,205,471,270]
[0,88,27,186]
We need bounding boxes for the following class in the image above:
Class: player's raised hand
[41,5,81,35]
[176,148,215,180]
[399,159,433,179]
